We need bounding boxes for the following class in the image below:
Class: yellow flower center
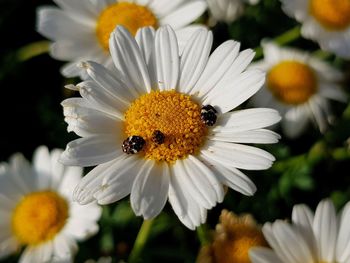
[267,60,317,105]
[212,223,267,263]
[96,2,158,51]
[309,0,350,31]
[11,191,68,245]
[124,90,207,163]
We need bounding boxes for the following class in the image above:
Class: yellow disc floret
[96,2,158,51]
[12,191,68,245]
[124,90,207,163]
[267,60,318,105]
[196,210,267,263]
[310,0,350,31]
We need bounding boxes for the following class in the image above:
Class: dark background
[1,0,350,262]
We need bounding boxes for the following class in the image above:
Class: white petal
[249,247,283,263]
[213,108,281,133]
[263,222,313,263]
[199,154,256,196]
[185,156,224,203]
[191,40,241,97]
[336,201,350,262]
[52,234,77,261]
[209,48,256,94]
[77,80,126,120]
[62,97,122,137]
[282,106,310,139]
[81,60,138,102]
[201,141,275,170]
[36,7,94,41]
[93,155,144,205]
[151,26,180,91]
[204,69,265,113]
[168,162,205,229]
[174,160,214,209]
[313,199,337,262]
[33,146,52,190]
[135,27,156,65]
[64,218,99,241]
[110,26,151,94]
[210,129,280,144]
[149,0,186,18]
[131,161,170,219]
[291,204,317,255]
[52,0,98,22]
[0,236,18,260]
[60,135,122,167]
[73,160,117,205]
[8,154,36,194]
[179,29,212,93]
[61,61,85,78]
[160,0,207,29]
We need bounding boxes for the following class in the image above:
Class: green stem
[128,219,154,263]
[17,41,50,62]
[196,224,211,246]
[254,26,301,60]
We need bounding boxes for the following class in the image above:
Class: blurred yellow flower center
[310,0,350,31]
[212,223,267,263]
[124,90,207,163]
[96,2,158,51]
[12,191,68,245]
[267,61,317,105]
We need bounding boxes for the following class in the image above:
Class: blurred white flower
[60,25,280,230]
[37,0,207,78]
[0,146,102,263]
[206,0,259,24]
[250,42,346,138]
[250,198,350,263]
[280,0,350,59]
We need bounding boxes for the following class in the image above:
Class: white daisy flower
[250,198,350,263]
[36,0,207,78]
[206,0,259,24]
[280,0,350,59]
[0,146,102,263]
[60,25,281,230]
[250,42,346,138]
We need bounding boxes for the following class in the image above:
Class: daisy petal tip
[64,84,79,91]
[77,61,90,70]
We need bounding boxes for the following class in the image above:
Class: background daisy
[206,0,260,24]
[250,42,346,138]
[36,0,207,78]
[60,25,280,230]
[280,0,350,59]
[0,146,102,263]
[250,198,350,263]
[196,209,267,263]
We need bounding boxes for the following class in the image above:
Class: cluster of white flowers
[1,0,349,262]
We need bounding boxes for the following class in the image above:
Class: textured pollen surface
[96,2,158,51]
[310,0,350,31]
[12,191,68,245]
[124,90,207,163]
[212,211,267,263]
[267,60,317,105]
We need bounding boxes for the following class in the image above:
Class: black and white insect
[152,130,165,144]
[200,105,217,126]
[122,136,146,154]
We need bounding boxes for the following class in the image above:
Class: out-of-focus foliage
[0,0,350,262]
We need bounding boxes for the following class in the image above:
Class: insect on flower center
[96,2,158,51]
[124,90,208,164]
[310,0,350,31]
[11,191,68,245]
[267,60,318,105]
[213,223,267,263]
